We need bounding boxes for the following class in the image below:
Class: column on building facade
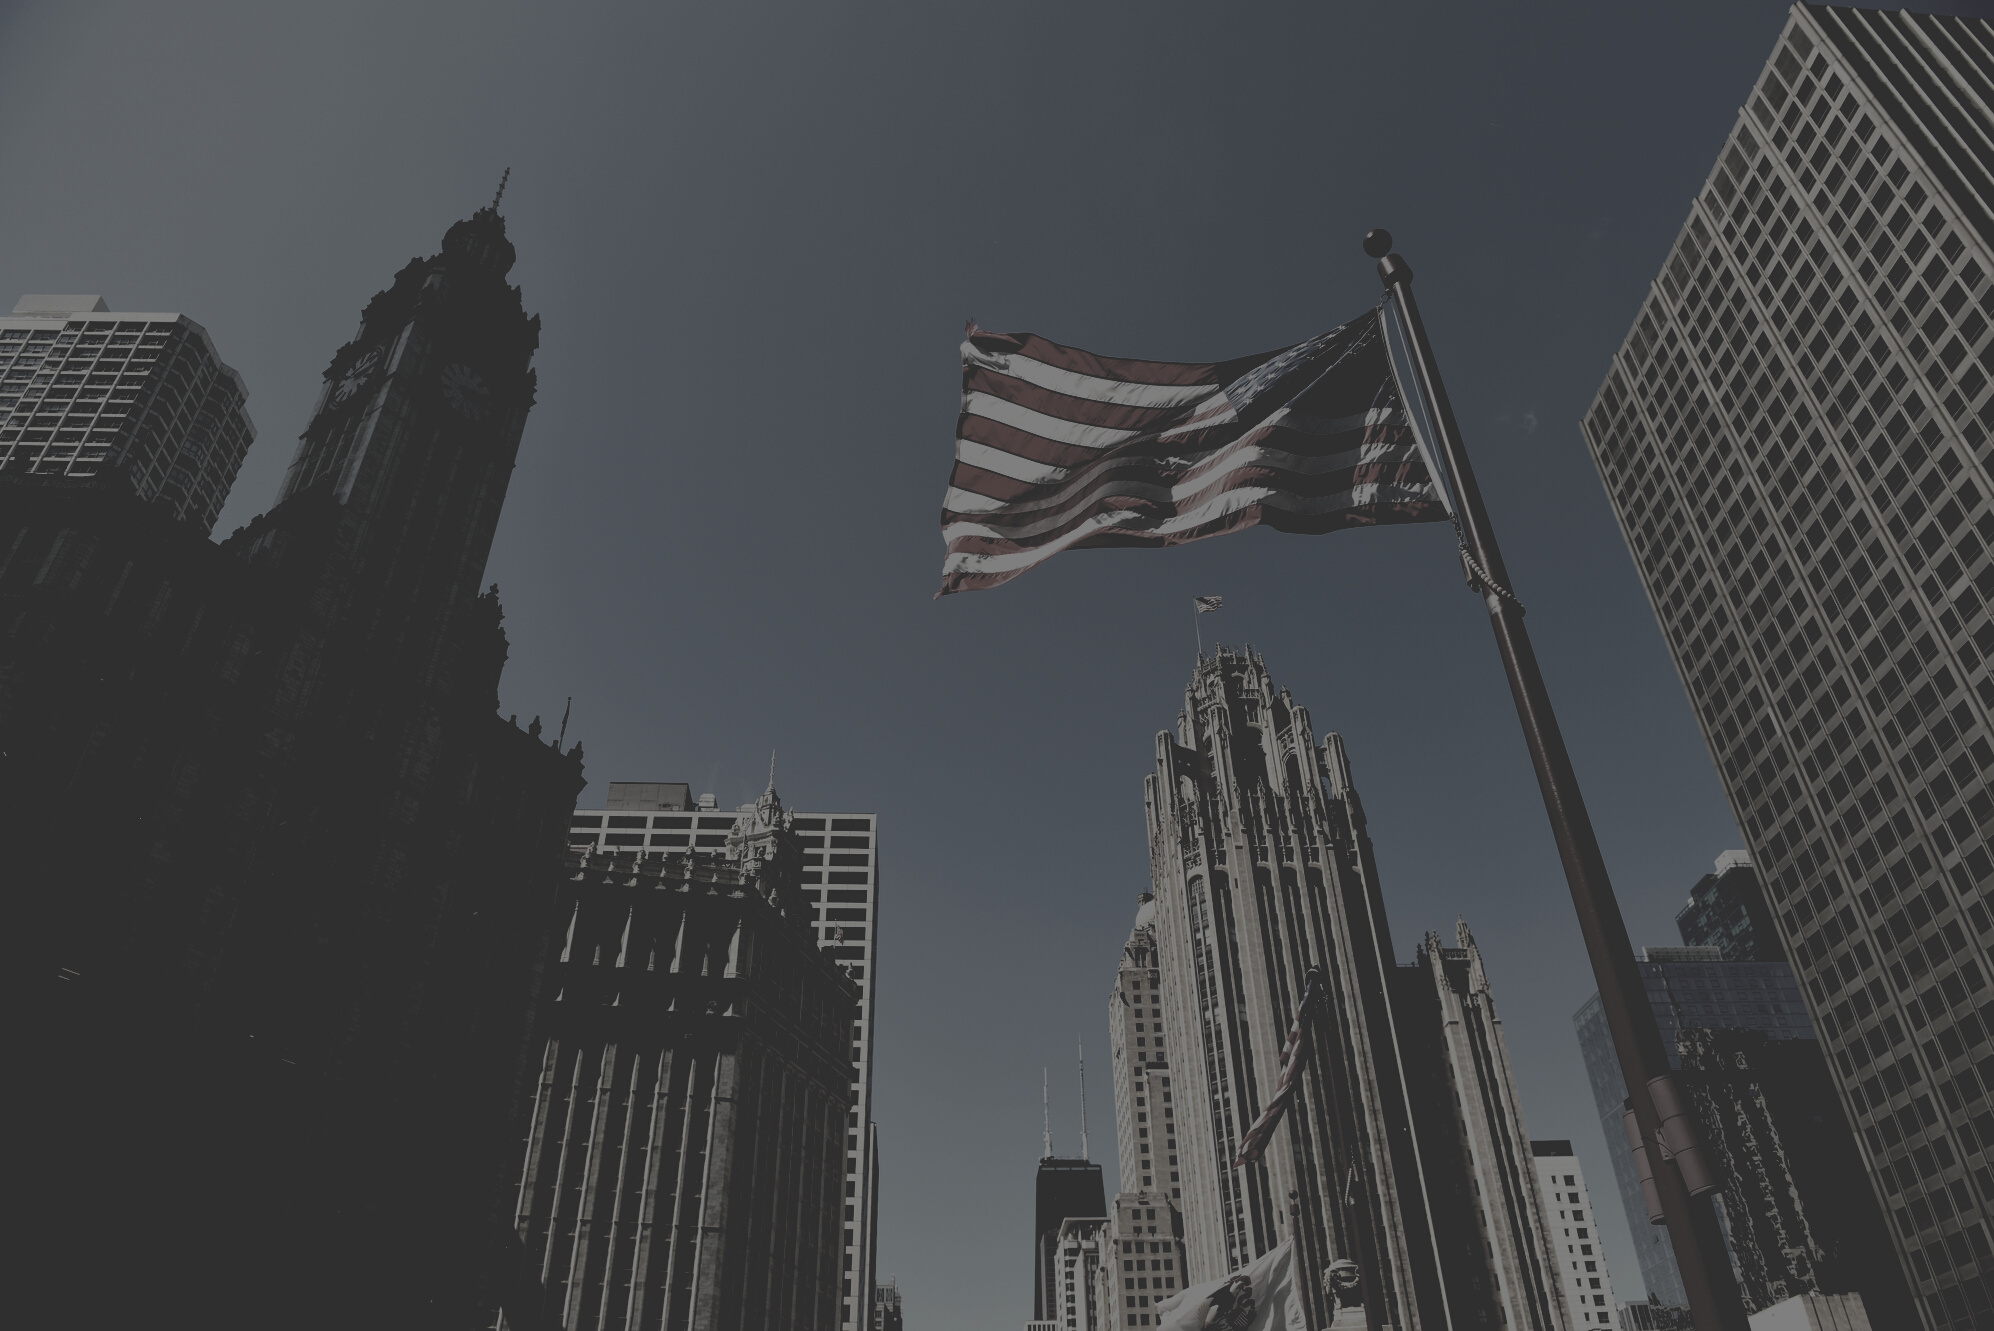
[502,785,856,1330]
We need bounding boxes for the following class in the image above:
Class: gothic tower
[16,202,582,1330]
[1144,648,1455,1330]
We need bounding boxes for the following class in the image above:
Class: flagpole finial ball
[1362,229,1393,259]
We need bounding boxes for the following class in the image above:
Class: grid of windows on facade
[571,792,880,1330]
[1109,1201,1183,1328]
[1116,969,1177,1196]
[1533,1144,1618,1329]
[1640,953,1816,1051]
[1581,9,1994,1328]
[1050,1217,1107,1331]
[0,303,253,535]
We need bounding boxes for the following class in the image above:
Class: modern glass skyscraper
[1581,6,1993,1327]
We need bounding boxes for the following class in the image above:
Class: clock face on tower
[332,349,381,405]
[441,363,492,421]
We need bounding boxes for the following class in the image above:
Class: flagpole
[1365,230,1748,1331]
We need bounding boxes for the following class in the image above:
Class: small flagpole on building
[1366,230,1746,1331]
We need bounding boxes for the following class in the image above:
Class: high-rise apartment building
[1532,1141,1621,1329]
[1143,647,1571,1329]
[0,294,253,534]
[569,783,882,1330]
[1109,896,1177,1199]
[1580,8,1994,1326]
[1677,850,1782,960]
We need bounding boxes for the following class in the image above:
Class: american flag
[937,309,1446,596]
[1233,968,1324,1169]
[1194,595,1224,613]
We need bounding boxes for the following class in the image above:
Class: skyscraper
[1577,944,1914,1324]
[569,782,884,1327]
[501,783,856,1329]
[1575,947,1815,1309]
[1108,895,1178,1200]
[1143,647,1569,1329]
[13,202,583,1327]
[1580,8,1994,1326]
[1035,1158,1108,1323]
[1532,1141,1621,1330]
[0,294,254,534]
[1101,1190,1187,1330]
[1676,850,1782,960]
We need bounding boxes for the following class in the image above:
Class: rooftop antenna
[491,166,511,212]
[1042,1068,1052,1159]
[1078,1036,1090,1161]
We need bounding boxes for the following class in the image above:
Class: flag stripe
[962,357,1223,416]
[964,325,1219,386]
[938,309,1447,597]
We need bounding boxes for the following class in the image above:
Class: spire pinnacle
[767,748,777,793]
[1078,1036,1089,1162]
[491,166,511,213]
[1042,1068,1052,1159]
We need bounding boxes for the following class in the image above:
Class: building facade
[1100,1190,1188,1329]
[1109,895,1179,1201]
[1035,1159,1109,1322]
[872,1277,903,1331]
[1143,647,1570,1330]
[1577,944,1912,1323]
[0,294,254,533]
[569,783,883,1327]
[501,784,856,1329]
[1533,1141,1621,1330]
[1576,947,1815,1309]
[13,204,584,1327]
[1045,1216,1112,1331]
[1580,8,1994,1325]
[1392,925,1577,1331]
[1677,851,1782,960]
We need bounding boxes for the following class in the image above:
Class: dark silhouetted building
[1577,946,1912,1323]
[1036,1158,1108,1322]
[500,784,857,1329]
[1581,6,1994,1326]
[1677,851,1782,961]
[570,782,885,1328]
[13,203,581,1329]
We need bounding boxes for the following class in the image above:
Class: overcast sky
[7,1,1983,1322]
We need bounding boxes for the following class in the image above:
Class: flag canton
[1221,326,1346,418]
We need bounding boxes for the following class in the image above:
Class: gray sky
[6,2,1980,1322]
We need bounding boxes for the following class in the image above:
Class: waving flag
[937,308,1447,596]
[1234,968,1324,1169]
[1194,595,1225,613]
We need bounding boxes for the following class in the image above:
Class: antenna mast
[1042,1068,1052,1159]
[1078,1036,1089,1161]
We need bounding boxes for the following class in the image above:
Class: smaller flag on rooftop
[1194,595,1224,613]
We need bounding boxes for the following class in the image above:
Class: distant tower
[1078,1038,1090,1162]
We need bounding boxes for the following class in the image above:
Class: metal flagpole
[1364,230,1748,1331]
